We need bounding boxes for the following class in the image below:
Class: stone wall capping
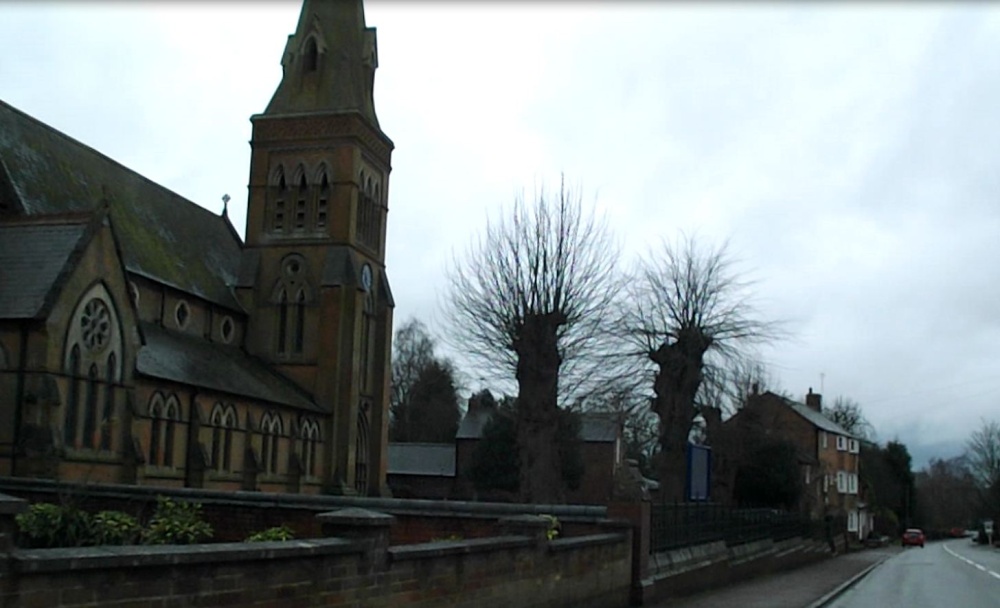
[0,493,28,515]
[316,507,395,527]
[388,535,533,562]
[548,532,629,553]
[10,538,359,574]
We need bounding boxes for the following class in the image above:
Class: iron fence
[649,502,817,553]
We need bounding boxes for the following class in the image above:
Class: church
[0,0,394,496]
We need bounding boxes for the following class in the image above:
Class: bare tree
[965,418,1000,515]
[696,355,776,441]
[823,397,874,440]
[444,178,619,503]
[390,318,436,438]
[619,235,781,502]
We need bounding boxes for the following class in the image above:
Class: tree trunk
[650,334,710,502]
[515,313,565,504]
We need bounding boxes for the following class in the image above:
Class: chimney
[805,387,822,412]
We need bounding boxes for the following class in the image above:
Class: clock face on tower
[361,263,373,292]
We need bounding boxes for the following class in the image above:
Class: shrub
[542,515,561,540]
[141,496,213,545]
[16,503,93,548]
[92,511,141,545]
[244,525,295,543]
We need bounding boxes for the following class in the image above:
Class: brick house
[726,389,868,538]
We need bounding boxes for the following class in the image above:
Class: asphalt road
[828,538,1000,608]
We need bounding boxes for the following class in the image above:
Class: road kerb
[804,557,888,608]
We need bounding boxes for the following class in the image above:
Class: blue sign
[686,443,712,501]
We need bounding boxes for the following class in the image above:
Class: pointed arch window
[274,255,311,357]
[355,400,370,494]
[260,412,283,475]
[355,171,380,250]
[64,345,81,447]
[101,352,116,450]
[360,289,376,395]
[316,173,329,230]
[300,419,320,478]
[211,403,237,472]
[294,289,306,354]
[271,167,288,233]
[148,394,163,466]
[82,364,99,448]
[63,285,123,452]
[163,396,179,468]
[303,37,318,73]
[295,174,308,231]
[277,289,289,355]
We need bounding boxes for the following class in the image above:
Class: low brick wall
[0,499,632,608]
[637,536,832,603]
[0,477,607,544]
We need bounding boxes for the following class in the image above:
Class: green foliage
[91,510,141,545]
[541,514,561,540]
[141,497,213,545]
[244,525,295,543]
[733,439,802,509]
[470,402,520,493]
[557,409,585,491]
[468,398,586,496]
[16,503,93,548]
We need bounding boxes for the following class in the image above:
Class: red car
[902,528,925,548]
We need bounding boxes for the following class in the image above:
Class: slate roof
[136,322,321,412]
[455,408,619,443]
[0,100,243,310]
[0,217,91,319]
[387,443,456,477]
[766,392,855,438]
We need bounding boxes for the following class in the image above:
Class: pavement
[654,546,900,608]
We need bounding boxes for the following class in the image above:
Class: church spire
[265,0,380,127]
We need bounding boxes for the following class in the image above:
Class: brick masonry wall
[1,531,631,608]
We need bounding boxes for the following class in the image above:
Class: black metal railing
[649,502,817,553]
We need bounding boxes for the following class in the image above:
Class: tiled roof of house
[0,100,243,310]
[387,443,456,477]
[767,392,856,438]
[136,322,321,412]
[0,216,91,319]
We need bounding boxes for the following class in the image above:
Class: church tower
[238,0,394,496]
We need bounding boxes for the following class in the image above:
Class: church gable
[0,100,243,310]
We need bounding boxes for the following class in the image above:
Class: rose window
[80,298,111,352]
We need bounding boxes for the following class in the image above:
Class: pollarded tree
[444,178,619,503]
[620,235,781,502]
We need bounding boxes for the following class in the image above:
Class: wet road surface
[829,538,1000,608]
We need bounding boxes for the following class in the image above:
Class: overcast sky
[3,1,999,468]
